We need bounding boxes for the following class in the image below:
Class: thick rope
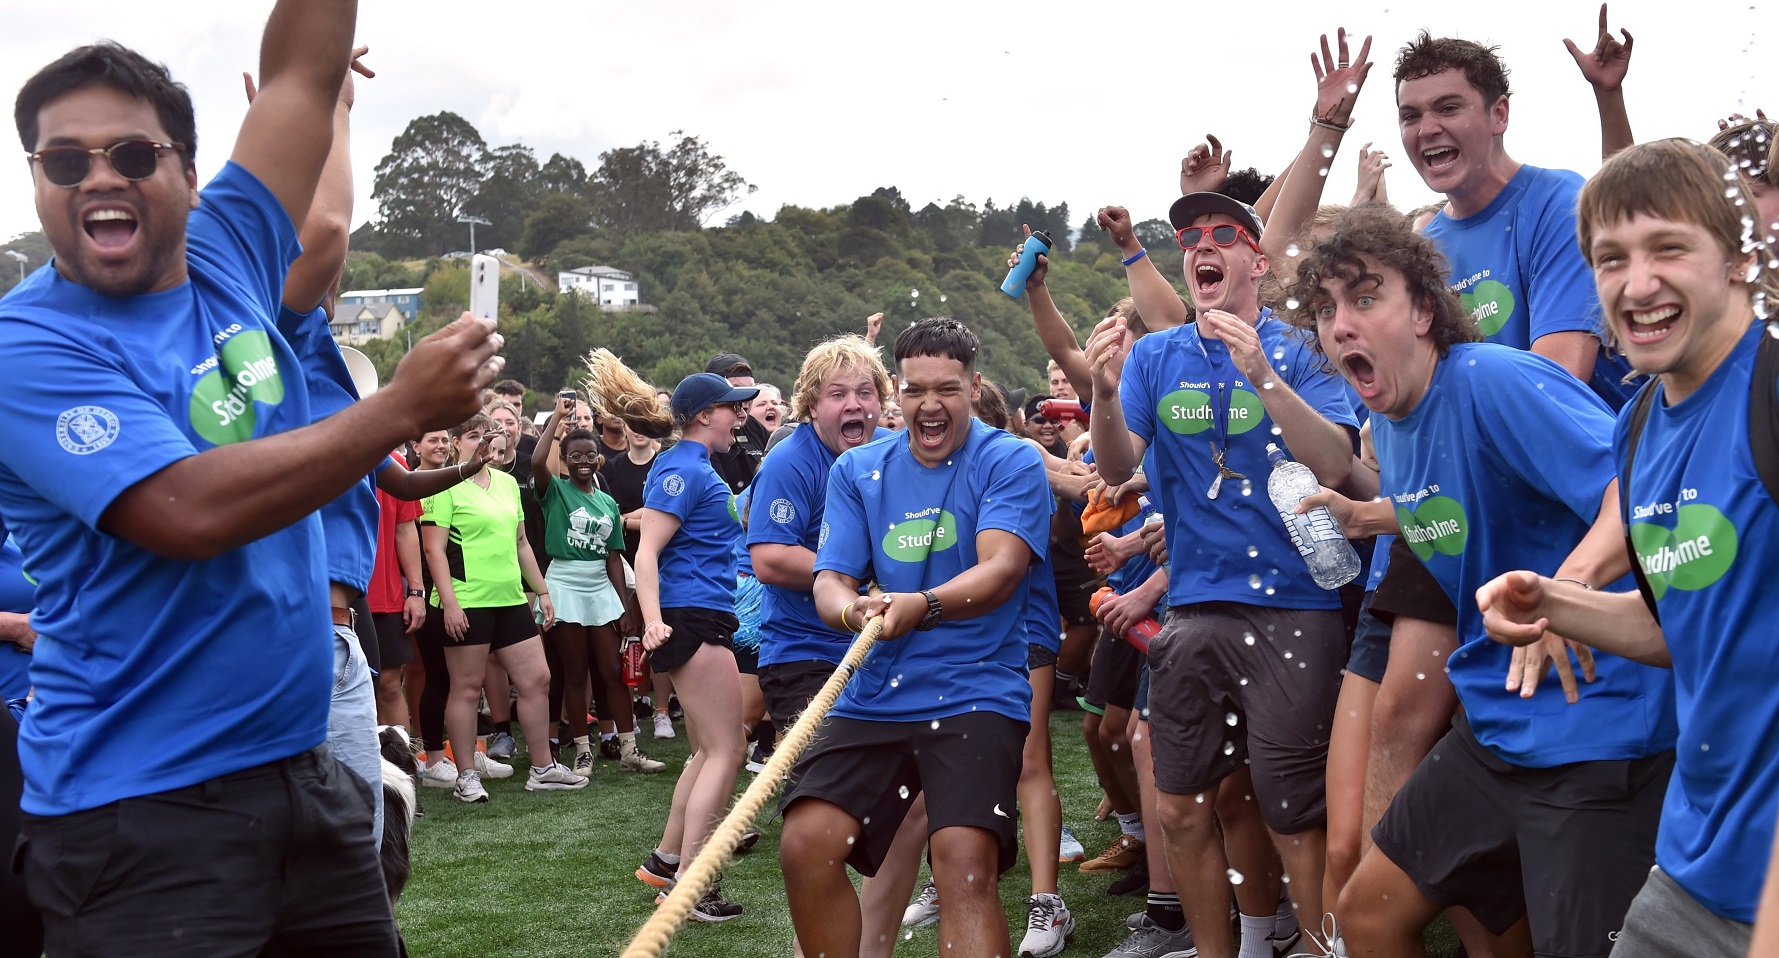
[621,596,884,958]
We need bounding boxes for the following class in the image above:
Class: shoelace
[1027,898,1055,930]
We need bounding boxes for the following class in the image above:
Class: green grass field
[397,712,1458,957]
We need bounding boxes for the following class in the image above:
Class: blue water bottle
[1000,230,1054,299]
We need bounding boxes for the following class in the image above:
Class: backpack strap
[1750,329,1779,503]
[1621,379,1662,624]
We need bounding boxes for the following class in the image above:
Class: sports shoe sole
[637,866,673,889]
[524,777,589,792]
[1019,915,1076,958]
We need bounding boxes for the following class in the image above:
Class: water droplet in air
[910,288,920,298]
[1195,793,1206,803]
[1286,242,1302,258]
[1226,712,1238,726]
[846,835,856,845]
[1241,480,1254,496]
[1228,867,1246,884]
[1244,631,1257,645]
[1415,672,1426,680]
[1248,575,1262,590]
[1284,651,1294,659]
[898,785,911,799]
[1223,741,1237,755]
[1320,144,1335,158]
[1247,545,1260,557]
[1317,167,1330,177]
[1701,742,1711,752]
[1346,81,1359,94]
[930,720,941,729]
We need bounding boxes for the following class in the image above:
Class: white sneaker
[572,748,595,777]
[454,770,489,803]
[474,750,514,779]
[525,762,590,791]
[1018,893,1075,958]
[902,880,940,928]
[422,756,458,788]
[653,712,675,739]
[621,743,667,773]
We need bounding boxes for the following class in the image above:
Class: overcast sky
[0,0,1772,254]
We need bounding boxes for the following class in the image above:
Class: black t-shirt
[496,447,549,574]
[600,449,656,557]
[710,417,771,493]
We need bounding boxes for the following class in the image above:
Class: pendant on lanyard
[1207,439,1246,500]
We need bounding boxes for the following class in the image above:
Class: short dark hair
[1393,32,1511,106]
[491,378,527,397]
[894,317,979,372]
[704,352,752,378]
[16,42,197,167]
[1708,118,1775,185]
[974,379,1010,429]
[1281,204,1480,358]
[1220,168,1276,207]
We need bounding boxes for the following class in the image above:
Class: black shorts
[758,660,837,728]
[1373,716,1673,957]
[1370,537,1458,626]
[15,747,396,958]
[371,613,415,669]
[1083,624,1143,712]
[1027,642,1058,670]
[1053,568,1099,627]
[651,606,738,673]
[1147,602,1344,833]
[734,644,760,675]
[445,603,537,651]
[780,711,1028,877]
[1344,593,1390,684]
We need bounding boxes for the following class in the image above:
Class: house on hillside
[330,302,404,345]
[557,266,641,309]
[338,287,424,324]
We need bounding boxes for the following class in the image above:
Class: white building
[557,265,640,308]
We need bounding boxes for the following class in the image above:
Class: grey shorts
[1146,602,1344,833]
[1611,867,1750,958]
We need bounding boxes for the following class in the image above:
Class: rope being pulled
[620,596,884,958]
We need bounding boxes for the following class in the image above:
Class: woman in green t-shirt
[532,395,664,777]
[421,413,586,803]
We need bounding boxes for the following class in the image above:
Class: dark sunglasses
[1175,224,1260,253]
[27,140,184,188]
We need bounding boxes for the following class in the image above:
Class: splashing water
[1247,545,1260,557]
[1248,575,1263,590]
[1228,868,1246,884]
[1244,631,1257,645]
[1226,712,1239,726]
[898,785,910,799]
[1223,741,1237,756]
[1320,144,1335,159]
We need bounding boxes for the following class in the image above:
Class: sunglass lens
[1177,228,1202,250]
[110,141,160,180]
[1211,225,1238,245]
[40,150,90,187]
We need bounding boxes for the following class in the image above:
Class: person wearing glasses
[1087,190,1367,958]
[0,10,505,955]
[630,372,759,922]
[531,394,663,777]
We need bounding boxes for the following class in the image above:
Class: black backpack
[1620,330,1779,622]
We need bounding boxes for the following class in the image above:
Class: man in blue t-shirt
[780,318,1050,958]
[747,334,892,731]
[1478,140,1779,958]
[1086,192,1366,958]
[1284,203,1677,958]
[1394,32,1638,409]
[0,19,506,956]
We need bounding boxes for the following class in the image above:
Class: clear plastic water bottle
[1265,443,1360,589]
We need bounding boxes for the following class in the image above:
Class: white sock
[656,848,680,865]
[1238,914,1274,958]
[1117,811,1145,841]
[573,735,592,755]
[1273,899,1301,939]
[601,731,617,742]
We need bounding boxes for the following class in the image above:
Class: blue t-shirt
[815,422,1051,723]
[0,162,330,815]
[1025,554,1061,655]
[747,424,894,668]
[1616,325,1779,922]
[1121,311,1359,609]
[0,535,32,703]
[1371,342,1676,767]
[1422,164,1638,409]
[645,439,742,611]
[278,305,379,594]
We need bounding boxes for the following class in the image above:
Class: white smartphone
[469,253,500,323]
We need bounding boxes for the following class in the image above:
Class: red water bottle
[1090,586,1158,653]
[622,637,646,688]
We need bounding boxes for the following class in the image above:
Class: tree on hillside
[588,131,755,235]
[370,112,488,257]
[537,153,589,196]
[521,193,595,262]
[463,143,542,252]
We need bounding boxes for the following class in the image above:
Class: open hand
[1311,28,1374,126]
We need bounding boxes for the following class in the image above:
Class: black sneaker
[735,828,761,854]
[1106,857,1150,897]
[689,885,744,923]
[600,737,622,761]
[636,850,676,889]
[668,695,684,720]
[633,697,653,722]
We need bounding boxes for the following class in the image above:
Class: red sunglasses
[1176,224,1260,253]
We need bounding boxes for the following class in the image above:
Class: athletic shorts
[1612,866,1752,958]
[1369,537,1457,626]
[650,606,737,673]
[444,603,536,651]
[734,644,760,676]
[1027,642,1058,670]
[1054,569,1098,627]
[758,659,837,729]
[1372,716,1673,957]
[371,612,415,669]
[1083,624,1142,712]
[1147,602,1344,833]
[779,711,1027,877]
[1344,593,1390,684]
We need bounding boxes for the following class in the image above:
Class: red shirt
[369,454,424,613]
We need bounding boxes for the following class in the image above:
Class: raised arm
[266,47,371,313]
[1084,315,1148,486]
[231,0,358,229]
[1097,206,1190,331]
[1261,29,1374,265]
[1564,3,1635,159]
[531,396,575,493]
[1013,225,1093,399]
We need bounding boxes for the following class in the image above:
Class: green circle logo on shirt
[883,511,959,563]
[1397,496,1468,562]
[188,330,286,446]
[1460,279,1516,338]
[728,494,741,522]
[1159,388,1264,435]
[1630,503,1738,601]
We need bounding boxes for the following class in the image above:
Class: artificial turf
[396,711,1458,957]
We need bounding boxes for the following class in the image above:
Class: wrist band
[1554,577,1594,590]
[1310,114,1354,132]
[456,461,467,479]
[1122,248,1148,267]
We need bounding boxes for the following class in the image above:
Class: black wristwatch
[405,588,425,598]
[916,590,942,631]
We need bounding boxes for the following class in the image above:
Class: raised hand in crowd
[1565,3,1635,158]
[1262,27,1374,265]
[1180,134,1232,196]
[1351,142,1391,205]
